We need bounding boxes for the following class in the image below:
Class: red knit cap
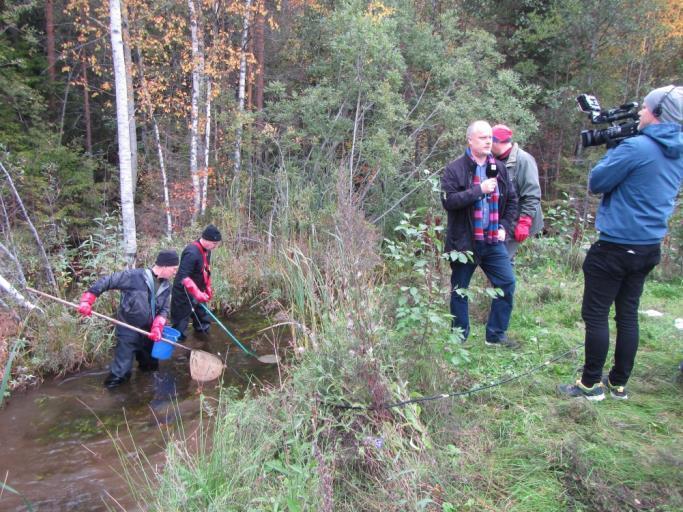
[492,124,513,143]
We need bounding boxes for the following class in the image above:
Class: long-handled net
[200,304,279,364]
[26,287,226,383]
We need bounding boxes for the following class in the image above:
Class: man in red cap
[491,124,543,260]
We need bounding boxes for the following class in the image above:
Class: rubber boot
[104,371,131,389]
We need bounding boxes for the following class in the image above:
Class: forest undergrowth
[2,198,682,511]
[120,202,683,512]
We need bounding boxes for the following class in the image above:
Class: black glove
[605,137,620,149]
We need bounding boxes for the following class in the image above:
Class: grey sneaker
[485,336,520,349]
[601,376,628,400]
[556,380,605,401]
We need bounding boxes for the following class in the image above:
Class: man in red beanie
[491,124,543,260]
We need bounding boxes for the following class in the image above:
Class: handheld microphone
[485,162,498,198]
[486,162,498,179]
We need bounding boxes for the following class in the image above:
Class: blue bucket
[151,326,181,360]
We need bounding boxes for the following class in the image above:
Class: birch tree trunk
[233,0,252,184]
[135,49,173,239]
[188,0,204,223]
[152,121,173,238]
[0,194,26,288]
[247,19,254,111]
[255,0,265,114]
[0,241,26,287]
[121,0,138,193]
[0,161,58,293]
[201,78,211,215]
[110,0,137,267]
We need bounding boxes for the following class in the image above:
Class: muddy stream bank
[0,310,286,511]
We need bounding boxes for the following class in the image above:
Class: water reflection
[0,310,283,511]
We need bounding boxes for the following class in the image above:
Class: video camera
[576,94,639,148]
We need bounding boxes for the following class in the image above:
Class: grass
[7,207,672,512]
[413,240,683,512]
[119,231,683,511]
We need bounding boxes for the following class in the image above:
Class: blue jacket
[589,123,683,244]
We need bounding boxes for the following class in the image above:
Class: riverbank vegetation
[1,0,682,509]
[115,204,683,511]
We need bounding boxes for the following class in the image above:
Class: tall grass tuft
[116,390,323,511]
[0,338,24,407]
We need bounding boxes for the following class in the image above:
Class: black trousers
[110,326,157,378]
[172,298,211,337]
[581,240,660,386]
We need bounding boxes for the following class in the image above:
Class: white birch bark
[233,0,252,181]
[0,274,43,313]
[121,0,138,193]
[0,187,26,288]
[0,241,26,287]
[0,160,58,292]
[188,0,203,223]
[201,78,211,215]
[110,0,137,267]
[153,120,173,238]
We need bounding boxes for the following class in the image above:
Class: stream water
[0,310,284,511]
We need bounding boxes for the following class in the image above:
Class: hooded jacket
[589,123,683,245]
[171,241,212,319]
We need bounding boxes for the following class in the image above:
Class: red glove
[149,315,166,342]
[206,284,213,300]
[182,277,210,302]
[78,291,97,317]
[514,216,533,243]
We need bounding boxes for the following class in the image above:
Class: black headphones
[652,86,678,118]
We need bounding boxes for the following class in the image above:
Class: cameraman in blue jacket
[559,85,683,401]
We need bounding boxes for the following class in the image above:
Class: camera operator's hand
[480,178,497,195]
